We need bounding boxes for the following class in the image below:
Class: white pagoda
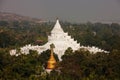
[42,19,80,59]
[10,19,108,60]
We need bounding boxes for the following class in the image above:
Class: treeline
[59,48,120,80]
[0,20,53,48]
[0,20,120,51]
[0,48,120,80]
[61,22,120,51]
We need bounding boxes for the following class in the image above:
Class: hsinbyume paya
[10,19,108,60]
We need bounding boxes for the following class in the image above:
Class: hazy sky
[0,0,120,23]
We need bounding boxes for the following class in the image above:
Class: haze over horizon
[0,0,120,23]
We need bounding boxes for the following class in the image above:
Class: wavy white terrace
[10,19,109,60]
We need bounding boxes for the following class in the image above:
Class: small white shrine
[10,19,108,60]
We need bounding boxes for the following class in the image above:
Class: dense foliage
[0,20,120,80]
[0,21,53,48]
[61,22,120,51]
[59,48,120,80]
[0,48,120,80]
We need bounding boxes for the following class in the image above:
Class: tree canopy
[0,20,120,79]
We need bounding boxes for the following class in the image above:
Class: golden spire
[46,44,56,69]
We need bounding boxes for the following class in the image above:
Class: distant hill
[0,12,46,23]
